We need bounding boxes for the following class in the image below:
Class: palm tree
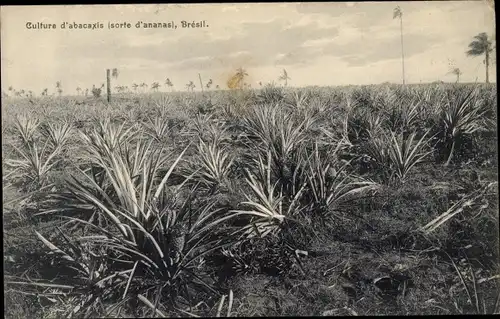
[279,69,291,87]
[165,78,174,91]
[112,68,119,79]
[449,68,462,83]
[393,6,405,85]
[76,87,82,95]
[227,67,248,89]
[236,67,248,89]
[140,82,148,92]
[206,78,213,90]
[56,81,62,96]
[151,82,160,92]
[132,83,139,93]
[466,32,494,83]
[92,84,102,98]
[42,88,48,96]
[186,81,195,92]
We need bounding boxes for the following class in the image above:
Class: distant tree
[92,84,101,98]
[56,81,63,96]
[85,88,89,96]
[278,69,291,87]
[112,68,119,79]
[91,84,105,98]
[42,88,48,96]
[393,5,406,85]
[165,78,174,91]
[116,86,128,93]
[227,67,248,89]
[206,78,213,90]
[27,90,33,98]
[216,85,220,89]
[140,82,148,92]
[466,32,495,83]
[237,68,248,89]
[132,83,139,93]
[186,81,195,92]
[449,68,462,83]
[151,82,160,92]
[76,87,82,95]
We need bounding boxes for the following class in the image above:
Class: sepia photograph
[2,2,498,317]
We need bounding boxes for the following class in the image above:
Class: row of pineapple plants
[3,83,497,316]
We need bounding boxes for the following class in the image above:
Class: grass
[2,83,498,317]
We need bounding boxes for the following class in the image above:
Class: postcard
[2,2,498,317]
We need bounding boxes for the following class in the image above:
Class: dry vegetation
[3,83,499,317]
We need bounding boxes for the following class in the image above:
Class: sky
[1,2,496,95]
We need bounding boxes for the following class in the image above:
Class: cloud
[55,18,339,71]
[274,30,443,67]
[295,2,401,28]
[330,32,443,66]
[294,2,489,34]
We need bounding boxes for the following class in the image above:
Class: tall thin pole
[399,15,406,85]
[106,69,111,103]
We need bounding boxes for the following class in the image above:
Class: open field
[3,83,499,317]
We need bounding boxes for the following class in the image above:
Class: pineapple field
[2,83,499,317]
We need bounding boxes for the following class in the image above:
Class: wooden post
[106,69,111,103]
